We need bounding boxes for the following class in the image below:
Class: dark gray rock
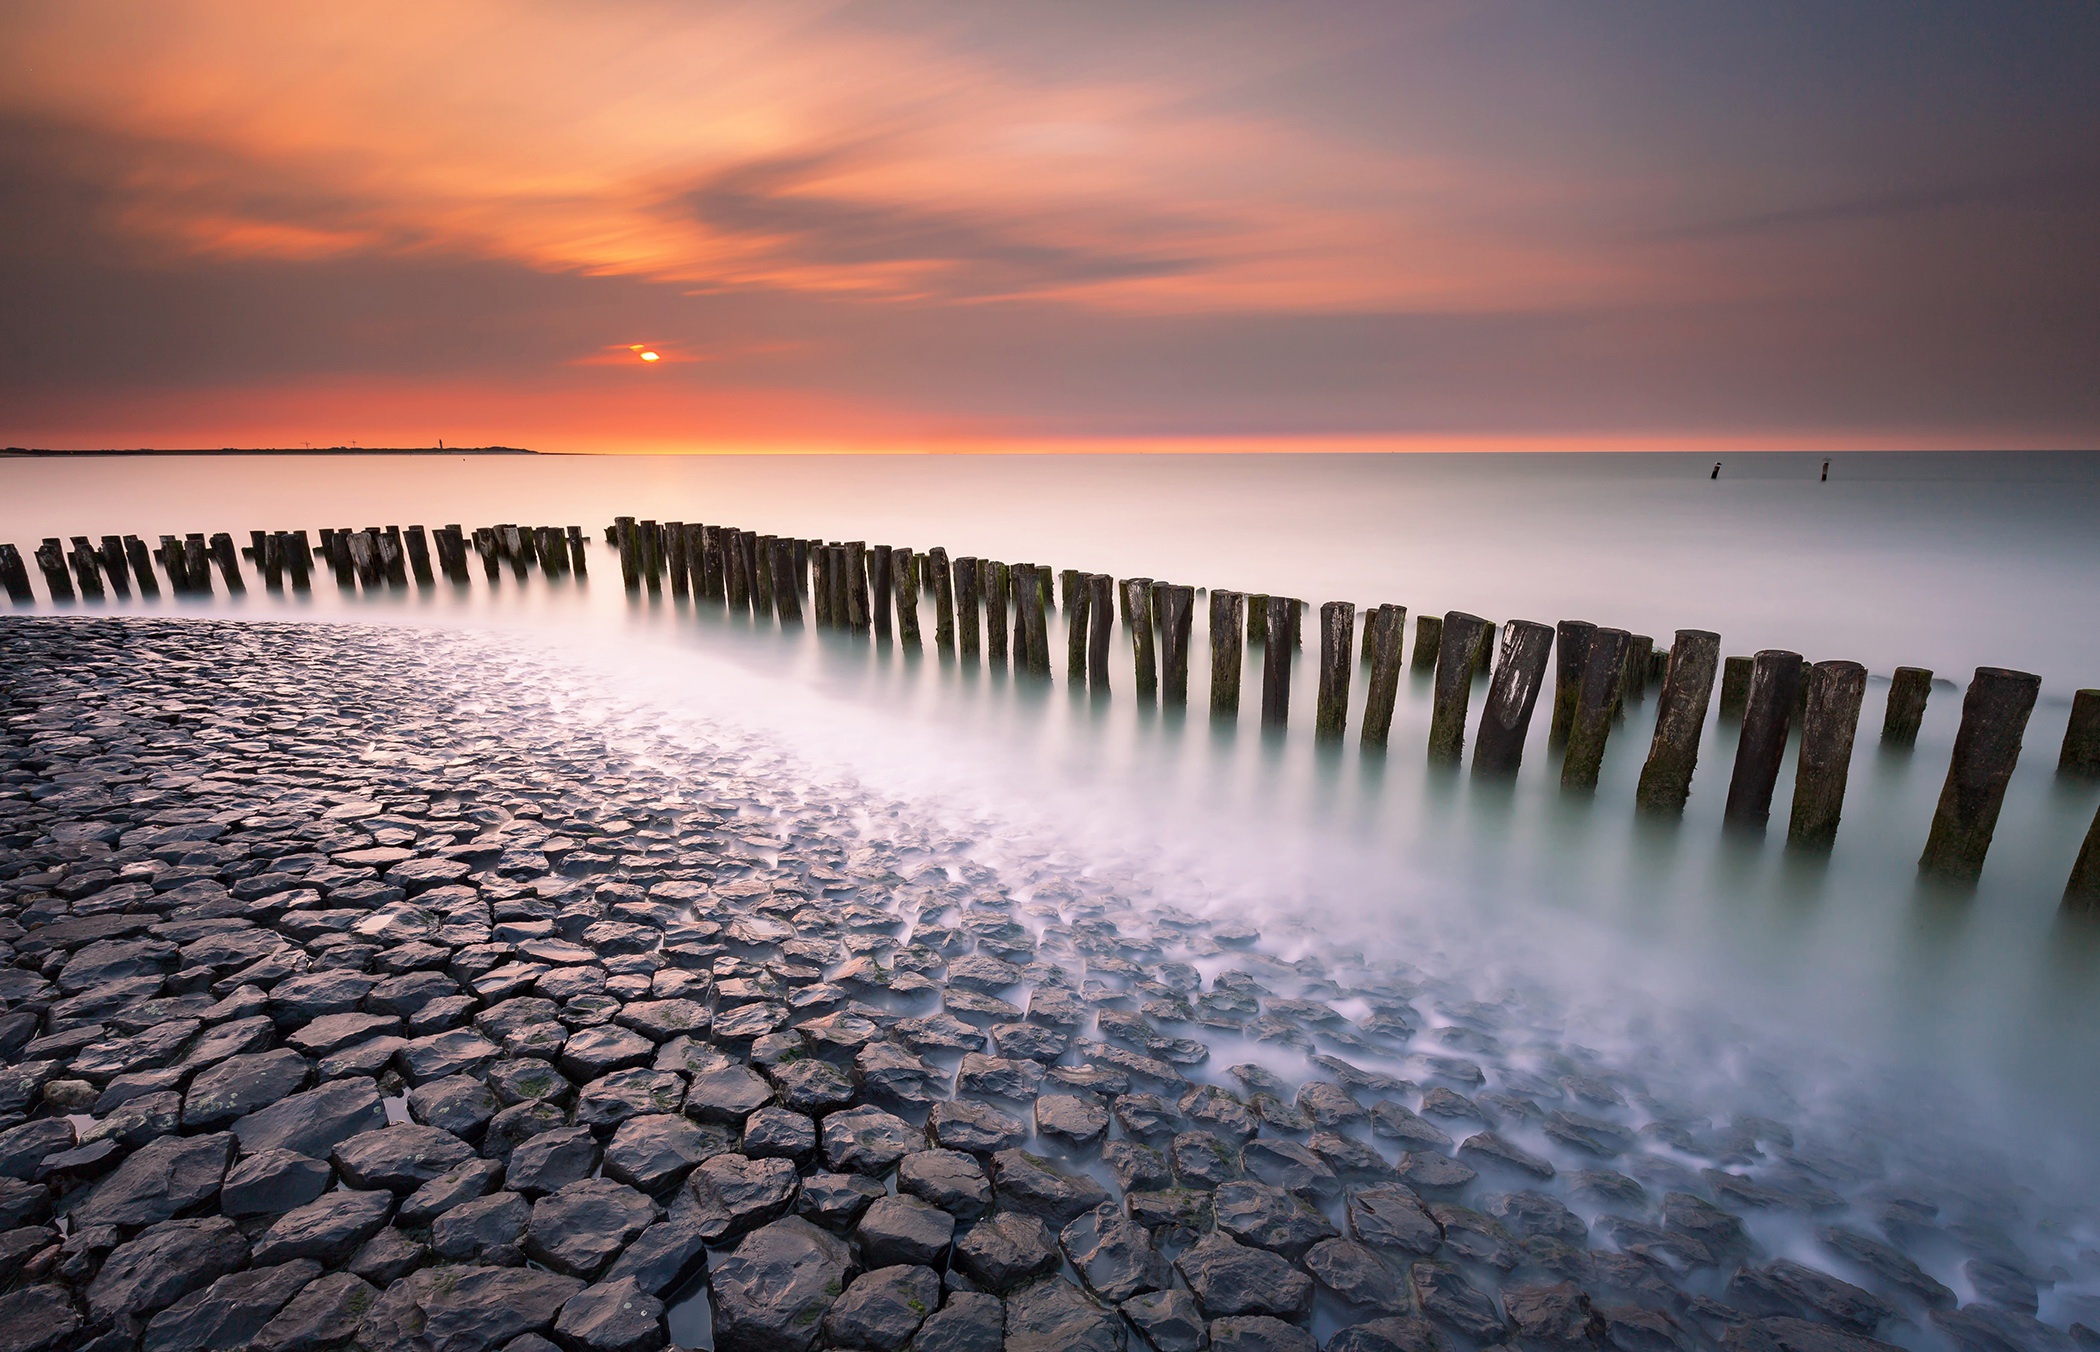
[348,1226,429,1285]
[1662,1191,1751,1262]
[992,1149,1112,1226]
[356,1265,584,1352]
[526,1178,658,1279]
[604,1218,710,1297]
[1104,1141,1172,1193]
[898,1148,991,1222]
[957,1053,1045,1102]
[1213,1182,1338,1259]
[1174,1233,1313,1319]
[1323,1316,1443,1352]
[288,1011,401,1057]
[685,1060,775,1125]
[1394,1153,1476,1194]
[86,1216,249,1324]
[1208,1316,1315,1352]
[1457,1131,1553,1179]
[1304,1239,1408,1314]
[1500,1281,1604,1346]
[252,1188,395,1265]
[824,1104,918,1175]
[1409,1263,1505,1343]
[1036,1095,1110,1149]
[400,1157,505,1226]
[1731,1261,1898,1336]
[823,1264,942,1352]
[742,1106,816,1161]
[553,1276,667,1352]
[856,1193,956,1268]
[488,1056,574,1107]
[1002,1277,1126,1352]
[604,1114,716,1193]
[482,1099,572,1159]
[855,1040,943,1107]
[1119,1289,1206,1352]
[83,1088,182,1150]
[1060,1204,1167,1303]
[1814,1226,1955,1309]
[1725,1316,1904,1352]
[1170,1132,1243,1191]
[397,1029,503,1085]
[407,1075,499,1140]
[1125,1189,1215,1236]
[72,1130,234,1227]
[912,1291,1005,1352]
[252,1271,382,1352]
[1347,1184,1442,1256]
[232,1079,387,1159]
[687,1153,803,1237]
[560,1025,656,1081]
[771,1059,857,1115]
[0,1284,82,1352]
[795,1171,887,1230]
[506,1125,601,1196]
[432,1190,530,1264]
[142,1258,320,1352]
[1427,1204,1519,1270]
[577,1069,686,1128]
[927,1099,1030,1155]
[954,1211,1062,1293]
[0,1120,74,1182]
[1486,1189,1587,1244]
[708,1216,854,1352]
[333,1124,476,1192]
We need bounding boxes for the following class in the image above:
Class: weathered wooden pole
[1411,614,1442,673]
[346,530,381,589]
[981,561,1009,663]
[1472,618,1553,775]
[723,530,751,609]
[1360,603,1406,748]
[1561,628,1630,791]
[1723,650,1806,830]
[1787,660,1868,851]
[1008,563,1032,669]
[1426,612,1490,765]
[404,527,435,586]
[209,533,246,593]
[0,546,33,603]
[1022,565,1046,660]
[376,528,406,587]
[34,540,74,600]
[843,542,869,632]
[64,538,105,600]
[98,536,132,597]
[1472,620,1496,679]
[954,557,981,659]
[893,546,920,644]
[1060,568,1082,614]
[665,525,690,597]
[1717,655,1753,720]
[1553,621,1595,751]
[829,545,853,627]
[126,536,163,596]
[1918,668,2042,883]
[770,538,801,623]
[2066,802,2100,911]
[1126,578,1158,698]
[810,546,832,625]
[2061,690,2100,777]
[1260,595,1295,726]
[1019,565,1051,677]
[870,545,894,638]
[1315,601,1356,740]
[744,531,768,610]
[1245,593,1268,646]
[1618,634,1654,710]
[698,526,724,601]
[181,533,212,591]
[1209,589,1245,715]
[929,548,956,651]
[1634,630,1721,814]
[567,525,588,575]
[1066,573,1092,680]
[1161,585,1194,704]
[1087,574,1115,690]
[614,517,640,590]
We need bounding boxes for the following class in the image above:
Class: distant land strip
[1,446,536,457]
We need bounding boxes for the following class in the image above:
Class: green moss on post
[1411,614,1442,674]
[1019,564,1051,677]
[1787,660,1867,851]
[1065,573,1091,680]
[984,560,1010,664]
[1634,630,1721,815]
[1126,578,1158,698]
[928,547,955,652]
[1919,667,2041,884]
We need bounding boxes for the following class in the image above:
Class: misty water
[7,448,2100,1339]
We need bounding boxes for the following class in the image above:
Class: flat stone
[1035,1094,1110,1149]
[604,1218,711,1297]
[431,1190,530,1264]
[1323,1315,1444,1352]
[1305,1238,1410,1314]
[1214,1181,1339,1258]
[856,1193,955,1268]
[71,1130,234,1227]
[396,1029,501,1084]
[506,1125,602,1196]
[600,1114,713,1193]
[957,1053,1045,1101]
[1002,1276,1124,1352]
[1395,1152,1477,1193]
[526,1178,658,1278]
[912,1292,1005,1352]
[86,1216,248,1323]
[553,1276,667,1352]
[288,1011,400,1056]
[1171,1131,1243,1190]
[1120,1289,1206,1352]
[685,1060,774,1124]
[333,1124,475,1192]
[144,1259,321,1351]
[992,1149,1112,1226]
[560,1025,656,1081]
[1501,1280,1606,1346]
[488,1056,573,1106]
[687,1153,803,1237]
[708,1216,854,1352]
[399,1157,505,1226]
[954,1211,1062,1293]
[1457,1131,1553,1179]
[794,1171,887,1230]
[771,1059,857,1115]
[823,1264,942,1352]
[1060,1202,1168,1303]
[1175,1232,1314,1319]
[348,1226,429,1285]
[742,1107,817,1162]
[253,1272,382,1352]
[1210,1316,1318,1352]
[928,1099,1028,1155]
[1347,1184,1443,1256]
[252,1188,395,1265]
[232,1079,386,1159]
[822,1104,917,1175]
[1410,1261,1506,1343]
[577,1069,686,1128]
[0,1285,82,1352]
[357,1265,584,1352]
[183,1048,313,1130]
[406,1074,499,1140]
[898,1148,991,1222]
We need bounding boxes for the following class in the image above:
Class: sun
[627,344,662,363]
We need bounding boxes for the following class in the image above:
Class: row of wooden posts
[609,516,2100,905]
[5,518,2096,903]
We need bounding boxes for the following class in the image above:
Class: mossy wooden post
[1561,628,1630,791]
[1088,573,1115,690]
[1245,593,1268,647]
[664,525,689,597]
[183,533,214,591]
[1553,617,1595,743]
[1060,568,1082,614]
[1161,585,1195,704]
[1473,619,1553,775]
[1787,660,1868,851]
[567,525,588,575]
[983,560,1010,663]
[724,530,751,609]
[1411,613,1442,673]
[1259,594,1296,726]
[0,545,32,603]
[745,532,768,610]
[831,545,855,627]
[870,545,894,638]
[697,526,723,601]
[954,557,981,660]
[1360,603,1406,748]
[97,536,132,598]
[35,540,74,601]
[1918,667,2042,883]
[843,541,870,633]
[615,517,640,590]
[1315,601,1356,740]
[929,547,956,652]
[2061,690,2100,776]
[1125,578,1158,698]
[125,536,162,596]
[1723,649,1806,830]
[1718,655,1753,719]
[1066,572,1092,680]
[771,538,802,624]
[678,524,703,594]
[1209,590,1246,715]
[1020,564,1051,677]
[209,533,246,593]
[2066,803,2100,910]
[1022,565,1045,660]
[405,526,435,586]
[1472,621,1496,679]
[1426,612,1490,765]
[1618,634,1654,710]
[893,546,921,645]
[1635,629,1721,814]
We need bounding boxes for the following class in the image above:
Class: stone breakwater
[0,615,2085,1352]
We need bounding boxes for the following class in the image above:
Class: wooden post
[402,527,434,585]
[1315,601,1355,739]
[1066,572,1092,680]
[1723,650,1806,830]
[1411,614,1442,673]
[1718,655,1753,719]
[1360,603,1406,748]
[1561,628,1630,791]
[893,546,921,644]
[1472,620,1496,679]
[1918,668,2042,883]
[1022,566,1042,661]
[1618,634,1654,710]
[2061,690,2100,777]
[811,546,832,625]
[1087,574,1115,690]
[35,540,74,601]
[929,548,955,651]
[1878,667,1934,745]
[1060,568,1082,614]
[1260,594,1295,725]
[2066,802,2100,911]
[183,533,214,592]
[615,517,640,590]
[1472,619,1554,775]
[1426,612,1490,764]
[65,538,105,600]
[96,536,132,598]
[842,542,868,632]
[665,525,689,597]
[1205,590,1243,716]
[0,545,33,603]
[870,545,893,638]
[376,528,407,587]
[954,557,981,659]
[1161,585,1194,704]
[126,537,163,596]
[1635,630,1721,814]
[209,533,246,593]
[984,561,1010,663]
[567,525,588,575]
[771,538,802,624]
[346,530,381,589]
[1245,593,1267,646]
[1787,660,1868,851]
[1020,565,1051,676]
[744,531,767,610]
[1553,621,1595,743]
[1124,578,1158,698]
[474,528,501,583]
[723,529,750,609]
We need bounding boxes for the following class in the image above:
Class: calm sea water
[7,449,2100,1261]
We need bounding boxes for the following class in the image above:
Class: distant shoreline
[0,446,536,457]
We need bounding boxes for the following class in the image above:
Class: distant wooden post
[209,533,246,593]
[615,517,640,590]
[98,536,132,598]
[1060,568,1082,614]
[721,529,748,608]
[1020,565,1051,677]
[1087,574,1115,690]
[183,533,214,592]
[771,538,802,624]
[2061,690,2100,777]
[1618,634,1654,711]
[1918,668,2042,883]
[1360,603,1406,748]
[2066,802,2100,911]
[405,527,436,586]
[871,545,894,638]
[35,540,75,601]
[842,542,869,632]
[1315,601,1356,740]
[126,536,163,596]
[744,531,768,610]
[1723,650,1806,830]
[930,548,956,651]
[700,525,726,601]
[1427,612,1490,764]
[1260,595,1295,726]
[346,530,381,589]
[64,538,104,600]
[664,524,689,597]
[1411,614,1442,673]
[1210,589,1246,716]
[0,546,33,603]
[1562,628,1630,791]
[955,557,982,659]
[893,546,920,644]
[378,528,409,587]
[1718,655,1753,720]
[1245,593,1268,646]
[1472,619,1553,775]
[1635,630,1722,814]
[1127,578,1158,698]
[1066,573,1092,680]
[1787,660,1868,851]
[1161,585,1194,704]
[984,561,1011,664]
[567,525,588,575]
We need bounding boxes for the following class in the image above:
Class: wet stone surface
[0,616,2089,1351]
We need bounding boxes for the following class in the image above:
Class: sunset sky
[3,2,2096,453]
